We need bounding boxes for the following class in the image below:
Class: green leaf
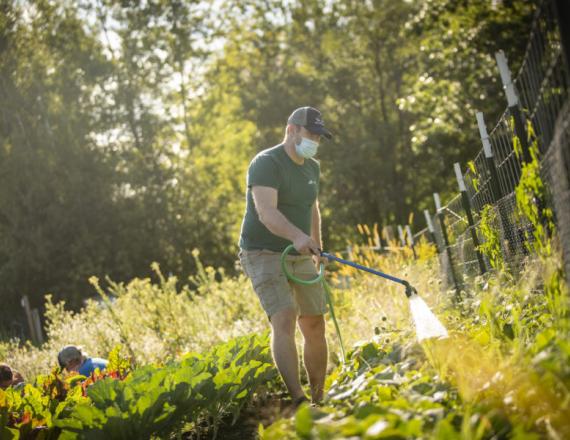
[295,404,313,438]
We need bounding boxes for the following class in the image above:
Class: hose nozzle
[402,281,418,298]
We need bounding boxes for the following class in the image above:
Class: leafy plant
[513,121,555,258]
[1,334,276,439]
[477,205,504,271]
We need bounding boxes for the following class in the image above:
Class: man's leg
[298,314,327,403]
[270,307,306,400]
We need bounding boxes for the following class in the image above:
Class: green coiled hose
[280,244,346,363]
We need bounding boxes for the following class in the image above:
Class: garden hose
[281,244,347,363]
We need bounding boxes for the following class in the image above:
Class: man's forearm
[258,207,306,242]
[311,206,322,249]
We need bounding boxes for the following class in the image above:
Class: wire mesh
[431,211,459,290]
[464,110,525,213]
[515,0,570,154]
[464,150,494,213]
[541,99,570,283]
[437,195,486,284]
[490,113,524,196]
[412,227,431,245]
[496,193,534,269]
[429,0,570,289]
[377,0,570,289]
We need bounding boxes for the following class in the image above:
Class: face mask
[295,137,319,158]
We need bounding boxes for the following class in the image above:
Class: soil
[183,392,295,440]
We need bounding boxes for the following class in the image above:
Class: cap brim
[306,124,332,140]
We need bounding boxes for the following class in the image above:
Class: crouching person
[57,345,108,376]
[0,363,24,390]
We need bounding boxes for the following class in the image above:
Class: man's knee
[298,315,326,340]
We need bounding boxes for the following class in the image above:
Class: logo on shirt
[308,180,317,185]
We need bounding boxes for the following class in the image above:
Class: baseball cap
[287,106,332,140]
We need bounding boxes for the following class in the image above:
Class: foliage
[1,333,276,439]
[477,205,504,271]
[264,338,462,439]
[0,0,537,327]
[1,2,567,437]
[514,124,555,258]
[512,119,566,326]
[1,231,569,438]
[2,256,265,380]
[0,0,252,327]
[263,249,570,439]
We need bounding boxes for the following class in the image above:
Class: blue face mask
[295,137,319,158]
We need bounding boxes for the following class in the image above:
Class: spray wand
[281,245,448,363]
[319,251,418,298]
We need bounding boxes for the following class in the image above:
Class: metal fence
[396,0,570,292]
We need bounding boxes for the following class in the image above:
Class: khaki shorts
[239,249,327,319]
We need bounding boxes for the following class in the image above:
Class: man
[57,345,108,376]
[239,106,332,407]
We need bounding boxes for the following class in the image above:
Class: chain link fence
[543,99,570,284]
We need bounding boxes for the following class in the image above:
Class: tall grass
[0,256,266,379]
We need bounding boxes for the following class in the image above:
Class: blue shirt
[78,357,108,376]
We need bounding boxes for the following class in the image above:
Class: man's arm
[12,371,24,385]
[252,186,320,255]
[311,199,322,250]
[311,199,329,265]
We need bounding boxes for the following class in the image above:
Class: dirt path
[184,392,293,439]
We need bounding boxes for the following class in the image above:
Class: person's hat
[287,106,332,139]
[57,345,83,368]
[0,364,13,382]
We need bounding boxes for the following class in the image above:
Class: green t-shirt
[239,144,320,252]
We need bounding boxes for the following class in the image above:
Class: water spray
[281,245,448,361]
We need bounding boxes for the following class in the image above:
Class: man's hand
[293,233,321,256]
[312,254,329,268]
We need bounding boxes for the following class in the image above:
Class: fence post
[554,0,570,72]
[405,225,417,259]
[21,295,39,344]
[476,112,503,203]
[373,224,383,251]
[495,50,531,164]
[397,225,406,248]
[476,111,519,254]
[346,245,353,260]
[382,226,395,245]
[424,209,438,249]
[32,308,44,344]
[434,192,460,295]
[454,163,487,275]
